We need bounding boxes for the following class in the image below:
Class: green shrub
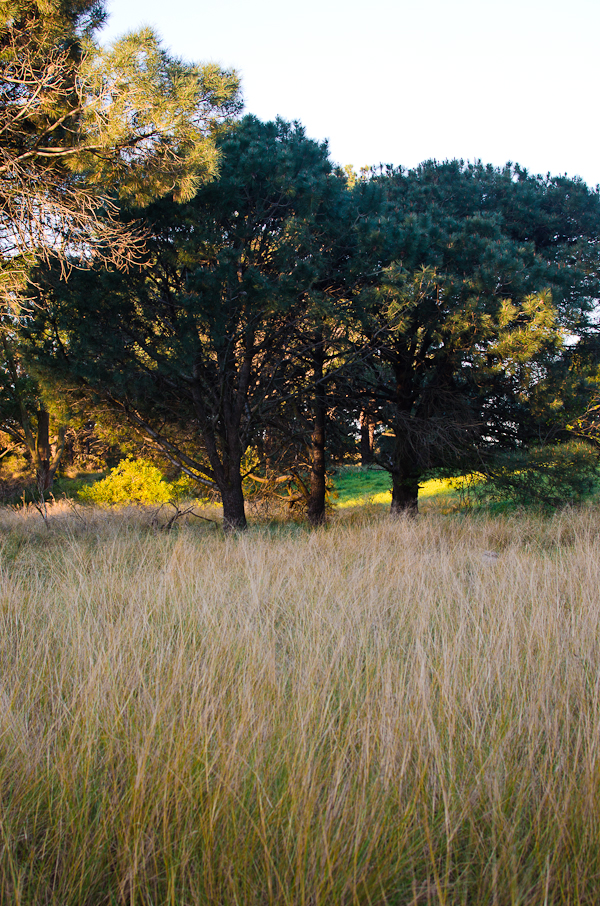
[479,441,600,510]
[77,457,194,506]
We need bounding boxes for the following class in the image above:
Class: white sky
[100,0,600,187]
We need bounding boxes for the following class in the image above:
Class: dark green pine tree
[352,161,600,514]
[1,0,241,490]
[26,116,344,530]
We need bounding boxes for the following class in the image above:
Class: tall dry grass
[1,501,600,904]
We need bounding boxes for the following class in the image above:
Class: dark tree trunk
[264,425,274,476]
[390,472,420,516]
[359,408,376,466]
[390,437,420,516]
[189,379,248,533]
[35,411,66,494]
[307,405,326,526]
[36,409,52,492]
[307,340,327,527]
[220,477,247,532]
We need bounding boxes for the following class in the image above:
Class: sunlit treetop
[0,0,241,307]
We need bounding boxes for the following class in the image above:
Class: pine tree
[0,0,240,309]
[25,116,341,529]
[356,162,600,513]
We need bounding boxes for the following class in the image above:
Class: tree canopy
[26,116,345,527]
[0,0,241,308]
[22,131,600,523]
[348,161,600,511]
[3,8,600,524]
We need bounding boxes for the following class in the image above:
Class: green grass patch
[332,466,464,509]
[332,466,392,507]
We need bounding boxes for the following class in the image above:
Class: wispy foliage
[1,506,600,903]
[0,0,241,308]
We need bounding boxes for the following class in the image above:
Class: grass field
[1,500,600,904]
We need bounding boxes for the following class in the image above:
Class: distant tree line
[3,2,600,528]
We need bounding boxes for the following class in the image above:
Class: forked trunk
[36,462,52,493]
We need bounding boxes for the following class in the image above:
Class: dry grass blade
[0,502,599,904]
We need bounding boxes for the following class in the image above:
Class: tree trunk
[359,408,375,466]
[35,410,66,493]
[390,437,420,516]
[307,341,326,527]
[307,408,326,526]
[220,478,247,532]
[390,471,420,516]
[264,425,274,476]
[36,409,52,492]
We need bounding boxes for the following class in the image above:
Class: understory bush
[478,440,600,509]
[77,456,195,505]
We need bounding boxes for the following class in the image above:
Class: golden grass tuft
[1,501,600,903]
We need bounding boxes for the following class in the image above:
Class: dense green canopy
[20,120,600,523]
[2,5,599,522]
[25,116,344,526]
[348,161,600,510]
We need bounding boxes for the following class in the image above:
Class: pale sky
[100,0,600,187]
